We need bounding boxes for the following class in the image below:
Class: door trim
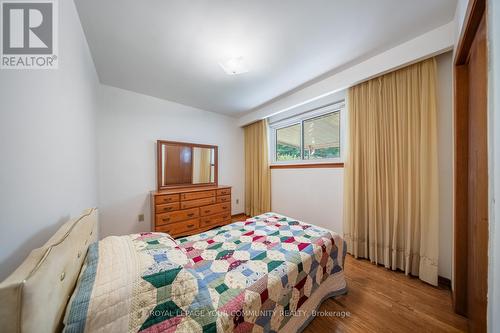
[453,0,487,316]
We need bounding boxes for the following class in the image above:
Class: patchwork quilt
[64,213,347,333]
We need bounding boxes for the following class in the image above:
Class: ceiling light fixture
[219,57,249,75]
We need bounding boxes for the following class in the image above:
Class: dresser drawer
[216,195,231,203]
[200,203,230,217]
[156,202,180,214]
[216,188,231,196]
[156,208,199,226]
[156,219,199,236]
[181,190,215,201]
[155,194,180,205]
[181,197,216,209]
[200,212,231,227]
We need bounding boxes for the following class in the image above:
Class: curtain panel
[343,58,439,285]
[244,119,271,216]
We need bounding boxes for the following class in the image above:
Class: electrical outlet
[236,199,239,204]
[138,214,145,222]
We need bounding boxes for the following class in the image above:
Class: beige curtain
[244,119,271,216]
[343,58,439,285]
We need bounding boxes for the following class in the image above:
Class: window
[270,102,344,164]
[276,123,301,161]
[303,112,340,159]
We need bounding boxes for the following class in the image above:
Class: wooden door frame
[453,0,487,316]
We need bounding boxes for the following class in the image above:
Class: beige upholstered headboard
[0,208,98,333]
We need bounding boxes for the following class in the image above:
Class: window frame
[269,101,345,165]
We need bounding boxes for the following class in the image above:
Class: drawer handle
[224,216,229,219]
[223,206,228,209]
[163,218,170,222]
[204,210,210,214]
[187,224,195,228]
[187,213,194,217]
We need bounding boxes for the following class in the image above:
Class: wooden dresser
[151,185,232,238]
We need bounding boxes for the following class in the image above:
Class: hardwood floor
[304,255,468,333]
[231,213,249,222]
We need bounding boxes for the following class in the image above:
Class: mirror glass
[159,142,216,188]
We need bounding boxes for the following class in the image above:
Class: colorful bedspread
[64,213,347,333]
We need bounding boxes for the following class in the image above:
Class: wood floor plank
[303,256,468,333]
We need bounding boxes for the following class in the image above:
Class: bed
[0,209,347,333]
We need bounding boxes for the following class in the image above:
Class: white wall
[454,0,469,47]
[488,0,500,330]
[270,52,454,279]
[436,52,454,279]
[97,85,244,238]
[0,0,98,280]
[271,168,344,233]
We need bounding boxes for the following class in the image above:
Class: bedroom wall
[271,168,344,233]
[488,0,500,330]
[96,85,245,238]
[270,52,454,279]
[453,0,469,47]
[436,52,453,280]
[0,0,99,280]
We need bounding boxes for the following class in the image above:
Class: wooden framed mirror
[157,140,218,190]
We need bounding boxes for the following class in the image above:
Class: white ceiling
[75,0,457,116]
